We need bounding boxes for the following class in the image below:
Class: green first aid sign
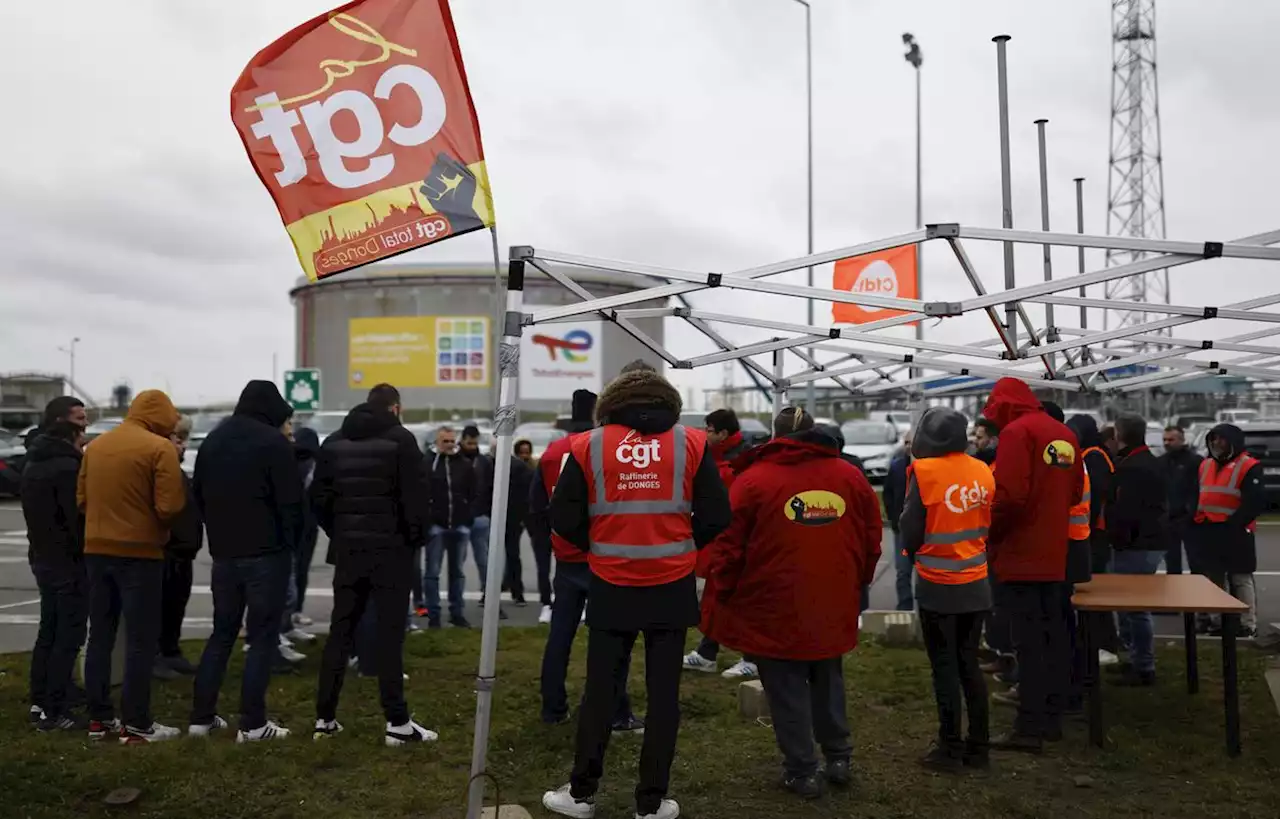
[284,369,321,412]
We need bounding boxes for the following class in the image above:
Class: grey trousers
[1198,573,1257,631]
[755,656,852,778]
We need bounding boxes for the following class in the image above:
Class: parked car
[839,420,900,483]
[0,439,24,497]
[882,411,914,436]
[83,418,123,442]
[301,411,348,444]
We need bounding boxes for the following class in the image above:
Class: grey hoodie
[900,407,994,614]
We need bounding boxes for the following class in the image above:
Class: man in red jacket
[982,378,1084,754]
[708,408,882,799]
[683,408,755,678]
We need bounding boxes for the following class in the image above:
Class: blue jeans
[84,555,163,728]
[893,532,914,610]
[1111,550,1164,673]
[425,526,468,621]
[470,516,491,595]
[540,561,633,723]
[191,551,291,731]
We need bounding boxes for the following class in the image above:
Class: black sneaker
[963,744,991,771]
[919,743,963,773]
[611,715,645,735]
[28,705,45,727]
[450,615,472,629]
[152,660,180,681]
[164,654,198,675]
[825,757,852,786]
[428,616,442,629]
[385,720,439,746]
[782,773,824,800]
[313,719,344,740]
[38,712,87,733]
[990,731,1044,754]
[513,597,527,607]
[543,711,572,726]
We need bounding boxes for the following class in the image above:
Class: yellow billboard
[348,316,490,389]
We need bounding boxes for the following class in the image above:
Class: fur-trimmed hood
[595,367,683,434]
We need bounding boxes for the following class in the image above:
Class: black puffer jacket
[194,381,302,560]
[20,434,83,567]
[312,404,427,565]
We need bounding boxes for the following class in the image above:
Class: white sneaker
[236,720,291,743]
[188,715,229,737]
[385,720,439,746]
[682,651,717,673]
[292,612,314,627]
[721,659,758,679]
[1098,649,1121,667]
[539,605,554,625]
[285,628,317,644]
[121,722,181,744]
[636,799,680,819]
[313,719,344,740]
[542,784,596,818]
[279,640,307,664]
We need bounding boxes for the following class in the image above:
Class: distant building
[0,372,68,429]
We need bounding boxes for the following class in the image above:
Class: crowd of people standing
[15,362,1268,818]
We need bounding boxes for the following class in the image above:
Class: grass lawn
[1,628,1278,819]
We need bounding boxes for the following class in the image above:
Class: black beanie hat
[571,390,598,423]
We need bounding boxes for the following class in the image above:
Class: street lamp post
[791,0,816,414]
[57,337,80,398]
[903,33,923,383]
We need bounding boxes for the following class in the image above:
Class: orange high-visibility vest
[1068,470,1092,541]
[570,424,706,587]
[911,453,994,585]
[1081,446,1113,530]
[1196,453,1260,533]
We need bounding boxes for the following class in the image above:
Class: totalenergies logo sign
[231,0,494,281]
[531,330,594,363]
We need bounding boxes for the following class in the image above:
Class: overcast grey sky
[4,0,1278,406]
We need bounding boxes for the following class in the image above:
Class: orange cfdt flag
[831,245,919,325]
[231,0,494,282]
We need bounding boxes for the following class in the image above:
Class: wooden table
[1071,573,1250,757]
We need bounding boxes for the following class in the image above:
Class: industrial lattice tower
[1103,0,1170,336]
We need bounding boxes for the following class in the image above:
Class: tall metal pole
[904,33,924,383]
[795,0,816,415]
[466,253,525,819]
[1074,177,1088,330]
[1035,119,1054,372]
[773,346,787,418]
[994,35,1016,349]
[59,337,80,398]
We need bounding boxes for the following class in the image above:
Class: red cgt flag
[231,0,493,281]
[831,245,919,325]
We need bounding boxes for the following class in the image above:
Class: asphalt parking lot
[0,500,1275,655]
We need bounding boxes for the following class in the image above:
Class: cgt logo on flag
[531,329,594,363]
[831,245,919,325]
[230,0,493,281]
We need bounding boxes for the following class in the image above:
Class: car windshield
[190,414,228,435]
[841,421,897,445]
[523,428,567,447]
[887,412,911,424]
[305,414,346,434]
[1243,431,1280,457]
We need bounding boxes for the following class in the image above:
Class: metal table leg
[1222,612,1241,757]
[1184,612,1199,695]
[1084,610,1104,748]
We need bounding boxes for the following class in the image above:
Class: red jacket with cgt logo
[982,378,1085,582]
[704,432,882,661]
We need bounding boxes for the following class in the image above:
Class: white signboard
[519,319,603,401]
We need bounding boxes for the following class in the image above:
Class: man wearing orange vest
[542,364,731,819]
[1187,424,1263,638]
[899,408,995,772]
[531,389,640,731]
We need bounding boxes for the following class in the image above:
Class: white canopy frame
[463,223,1280,816]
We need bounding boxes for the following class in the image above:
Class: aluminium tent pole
[994,34,1016,349]
[773,346,786,416]
[466,250,527,819]
[1035,118,1055,372]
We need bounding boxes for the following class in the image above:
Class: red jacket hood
[709,431,745,463]
[983,377,1043,431]
[734,434,839,472]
